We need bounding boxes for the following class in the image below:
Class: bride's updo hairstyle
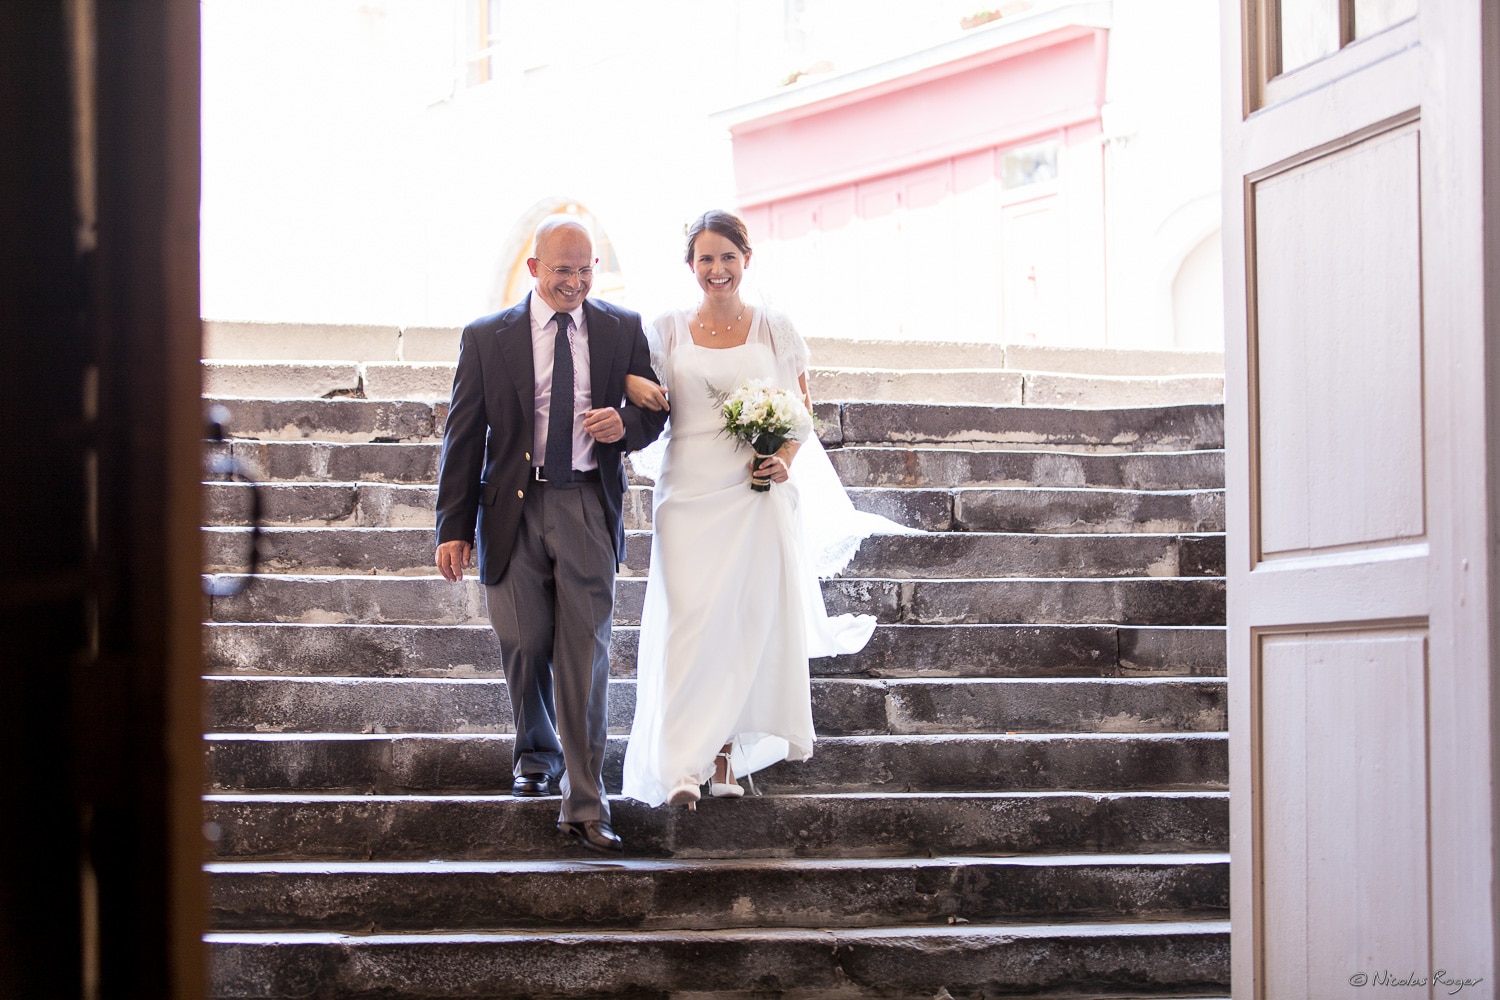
[684,209,753,263]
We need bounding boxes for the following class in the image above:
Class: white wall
[201,0,1225,350]
[202,0,755,326]
[1099,0,1224,347]
[201,2,432,323]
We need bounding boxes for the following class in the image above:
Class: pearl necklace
[696,306,745,337]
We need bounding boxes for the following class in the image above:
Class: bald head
[528,216,596,313]
[534,216,592,260]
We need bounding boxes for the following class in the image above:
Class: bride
[620,209,894,808]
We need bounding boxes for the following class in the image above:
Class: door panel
[1250,124,1425,558]
[1257,628,1430,998]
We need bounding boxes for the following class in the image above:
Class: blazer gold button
[525,452,531,461]
[517,490,524,498]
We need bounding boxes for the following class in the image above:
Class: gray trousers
[484,479,616,824]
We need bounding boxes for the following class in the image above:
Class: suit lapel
[585,300,619,408]
[496,296,536,431]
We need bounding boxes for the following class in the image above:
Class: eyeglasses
[535,259,598,281]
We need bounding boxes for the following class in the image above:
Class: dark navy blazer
[434,294,667,585]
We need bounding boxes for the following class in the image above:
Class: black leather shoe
[512,773,550,797]
[558,820,623,854]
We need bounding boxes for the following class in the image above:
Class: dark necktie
[543,311,575,486]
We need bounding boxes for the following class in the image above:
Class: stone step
[810,368,1224,407]
[1018,372,1224,409]
[206,397,1223,451]
[203,361,365,400]
[204,481,1225,535]
[203,622,1226,680]
[203,396,833,447]
[204,575,1226,627]
[203,321,1225,375]
[207,438,1226,493]
[208,361,1080,407]
[841,532,1224,578]
[826,445,1224,490]
[206,853,1229,933]
[203,326,1224,370]
[803,337,1225,376]
[835,402,1223,451]
[855,484,1225,534]
[204,481,439,529]
[886,577,1225,628]
[954,487,1224,534]
[204,359,1224,408]
[206,921,1229,998]
[202,790,1229,861]
[208,397,446,442]
[208,440,441,484]
[192,361,457,403]
[204,732,1228,794]
[203,676,1227,737]
[203,320,411,363]
[202,525,1225,579]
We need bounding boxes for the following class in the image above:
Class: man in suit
[434,216,667,854]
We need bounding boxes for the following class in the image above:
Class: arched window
[500,202,625,307]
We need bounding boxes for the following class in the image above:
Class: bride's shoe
[709,751,744,799]
[667,778,700,810]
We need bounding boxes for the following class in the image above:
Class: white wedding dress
[621,307,901,807]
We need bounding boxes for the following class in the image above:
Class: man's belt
[532,467,602,483]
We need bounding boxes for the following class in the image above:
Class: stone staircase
[200,336,1229,998]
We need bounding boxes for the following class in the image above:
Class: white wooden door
[1224,2,1499,996]
[1000,195,1063,344]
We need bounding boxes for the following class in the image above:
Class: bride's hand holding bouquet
[718,379,815,492]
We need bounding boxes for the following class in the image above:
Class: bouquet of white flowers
[715,378,816,492]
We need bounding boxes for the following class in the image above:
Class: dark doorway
[0,3,206,997]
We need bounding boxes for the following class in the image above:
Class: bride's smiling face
[691,231,750,301]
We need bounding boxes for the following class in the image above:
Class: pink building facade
[723,22,1111,346]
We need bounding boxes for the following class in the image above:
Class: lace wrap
[762,307,811,390]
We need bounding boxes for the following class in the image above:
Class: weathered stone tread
[204,622,1227,679]
[205,396,1224,450]
[828,445,1225,490]
[204,732,1229,794]
[205,920,1230,999]
[203,524,1224,579]
[203,675,1227,737]
[206,853,1229,932]
[839,402,1224,450]
[202,790,1229,861]
[205,574,1226,627]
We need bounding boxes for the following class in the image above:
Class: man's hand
[436,540,472,582]
[582,407,625,443]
